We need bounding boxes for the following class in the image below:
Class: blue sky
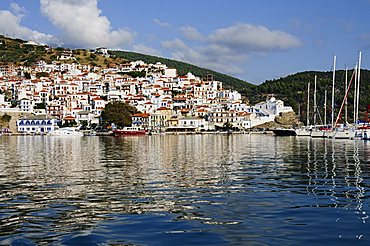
[0,0,370,84]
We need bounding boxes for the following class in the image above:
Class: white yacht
[48,127,83,136]
[295,127,311,136]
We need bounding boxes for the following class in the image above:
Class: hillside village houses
[0,51,293,134]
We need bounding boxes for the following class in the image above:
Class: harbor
[1,134,370,245]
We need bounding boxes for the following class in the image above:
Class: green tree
[223,121,233,130]
[36,72,49,78]
[100,101,138,128]
[1,114,11,123]
[35,102,46,109]
[24,72,31,79]
[62,120,77,127]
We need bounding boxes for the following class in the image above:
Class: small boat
[82,130,97,136]
[48,127,84,136]
[295,127,311,136]
[310,126,331,138]
[113,127,148,136]
[272,128,297,136]
[326,125,355,139]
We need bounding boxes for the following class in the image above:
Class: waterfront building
[17,115,59,134]
[0,52,295,132]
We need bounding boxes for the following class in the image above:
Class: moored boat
[295,127,311,136]
[113,127,148,136]
[48,127,84,136]
[327,128,355,139]
[272,128,297,136]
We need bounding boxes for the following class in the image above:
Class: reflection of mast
[353,141,367,223]
[330,141,338,208]
[306,139,313,196]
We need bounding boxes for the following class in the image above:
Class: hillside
[0,35,127,67]
[242,70,370,125]
[0,35,255,93]
[2,35,369,126]
[109,50,256,93]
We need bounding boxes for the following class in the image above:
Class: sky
[0,0,370,85]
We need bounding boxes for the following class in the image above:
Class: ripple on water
[0,135,370,244]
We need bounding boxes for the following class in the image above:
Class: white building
[19,98,34,112]
[178,117,205,129]
[164,68,177,78]
[254,97,293,116]
[17,115,59,134]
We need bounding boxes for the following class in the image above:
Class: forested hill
[242,70,370,124]
[109,50,256,93]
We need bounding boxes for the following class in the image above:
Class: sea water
[0,135,369,245]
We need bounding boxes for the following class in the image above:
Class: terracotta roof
[64,115,75,120]
[157,107,170,111]
[133,113,150,118]
[92,97,104,101]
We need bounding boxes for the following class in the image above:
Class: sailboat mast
[331,55,336,128]
[356,51,362,125]
[313,75,317,126]
[307,82,310,126]
[345,66,348,124]
[353,64,358,124]
[324,90,327,126]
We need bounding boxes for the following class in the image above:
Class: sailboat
[296,80,312,136]
[310,61,333,139]
[327,52,361,139]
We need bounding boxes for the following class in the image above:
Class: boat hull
[311,129,326,138]
[113,129,147,136]
[295,128,311,136]
[326,129,355,139]
[272,129,297,136]
[48,128,83,136]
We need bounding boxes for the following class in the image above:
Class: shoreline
[1,130,274,136]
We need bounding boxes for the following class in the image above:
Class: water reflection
[304,139,369,221]
[0,135,370,244]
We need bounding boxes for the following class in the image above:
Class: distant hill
[242,70,370,124]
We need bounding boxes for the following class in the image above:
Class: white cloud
[179,26,204,41]
[153,18,170,28]
[132,44,162,56]
[40,0,135,48]
[209,23,301,52]
[161,39,244,75]
[10,3,26,15]
[162,23,301,77]
[0,9,56,45]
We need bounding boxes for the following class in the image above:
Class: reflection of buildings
[0,135,252,238]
